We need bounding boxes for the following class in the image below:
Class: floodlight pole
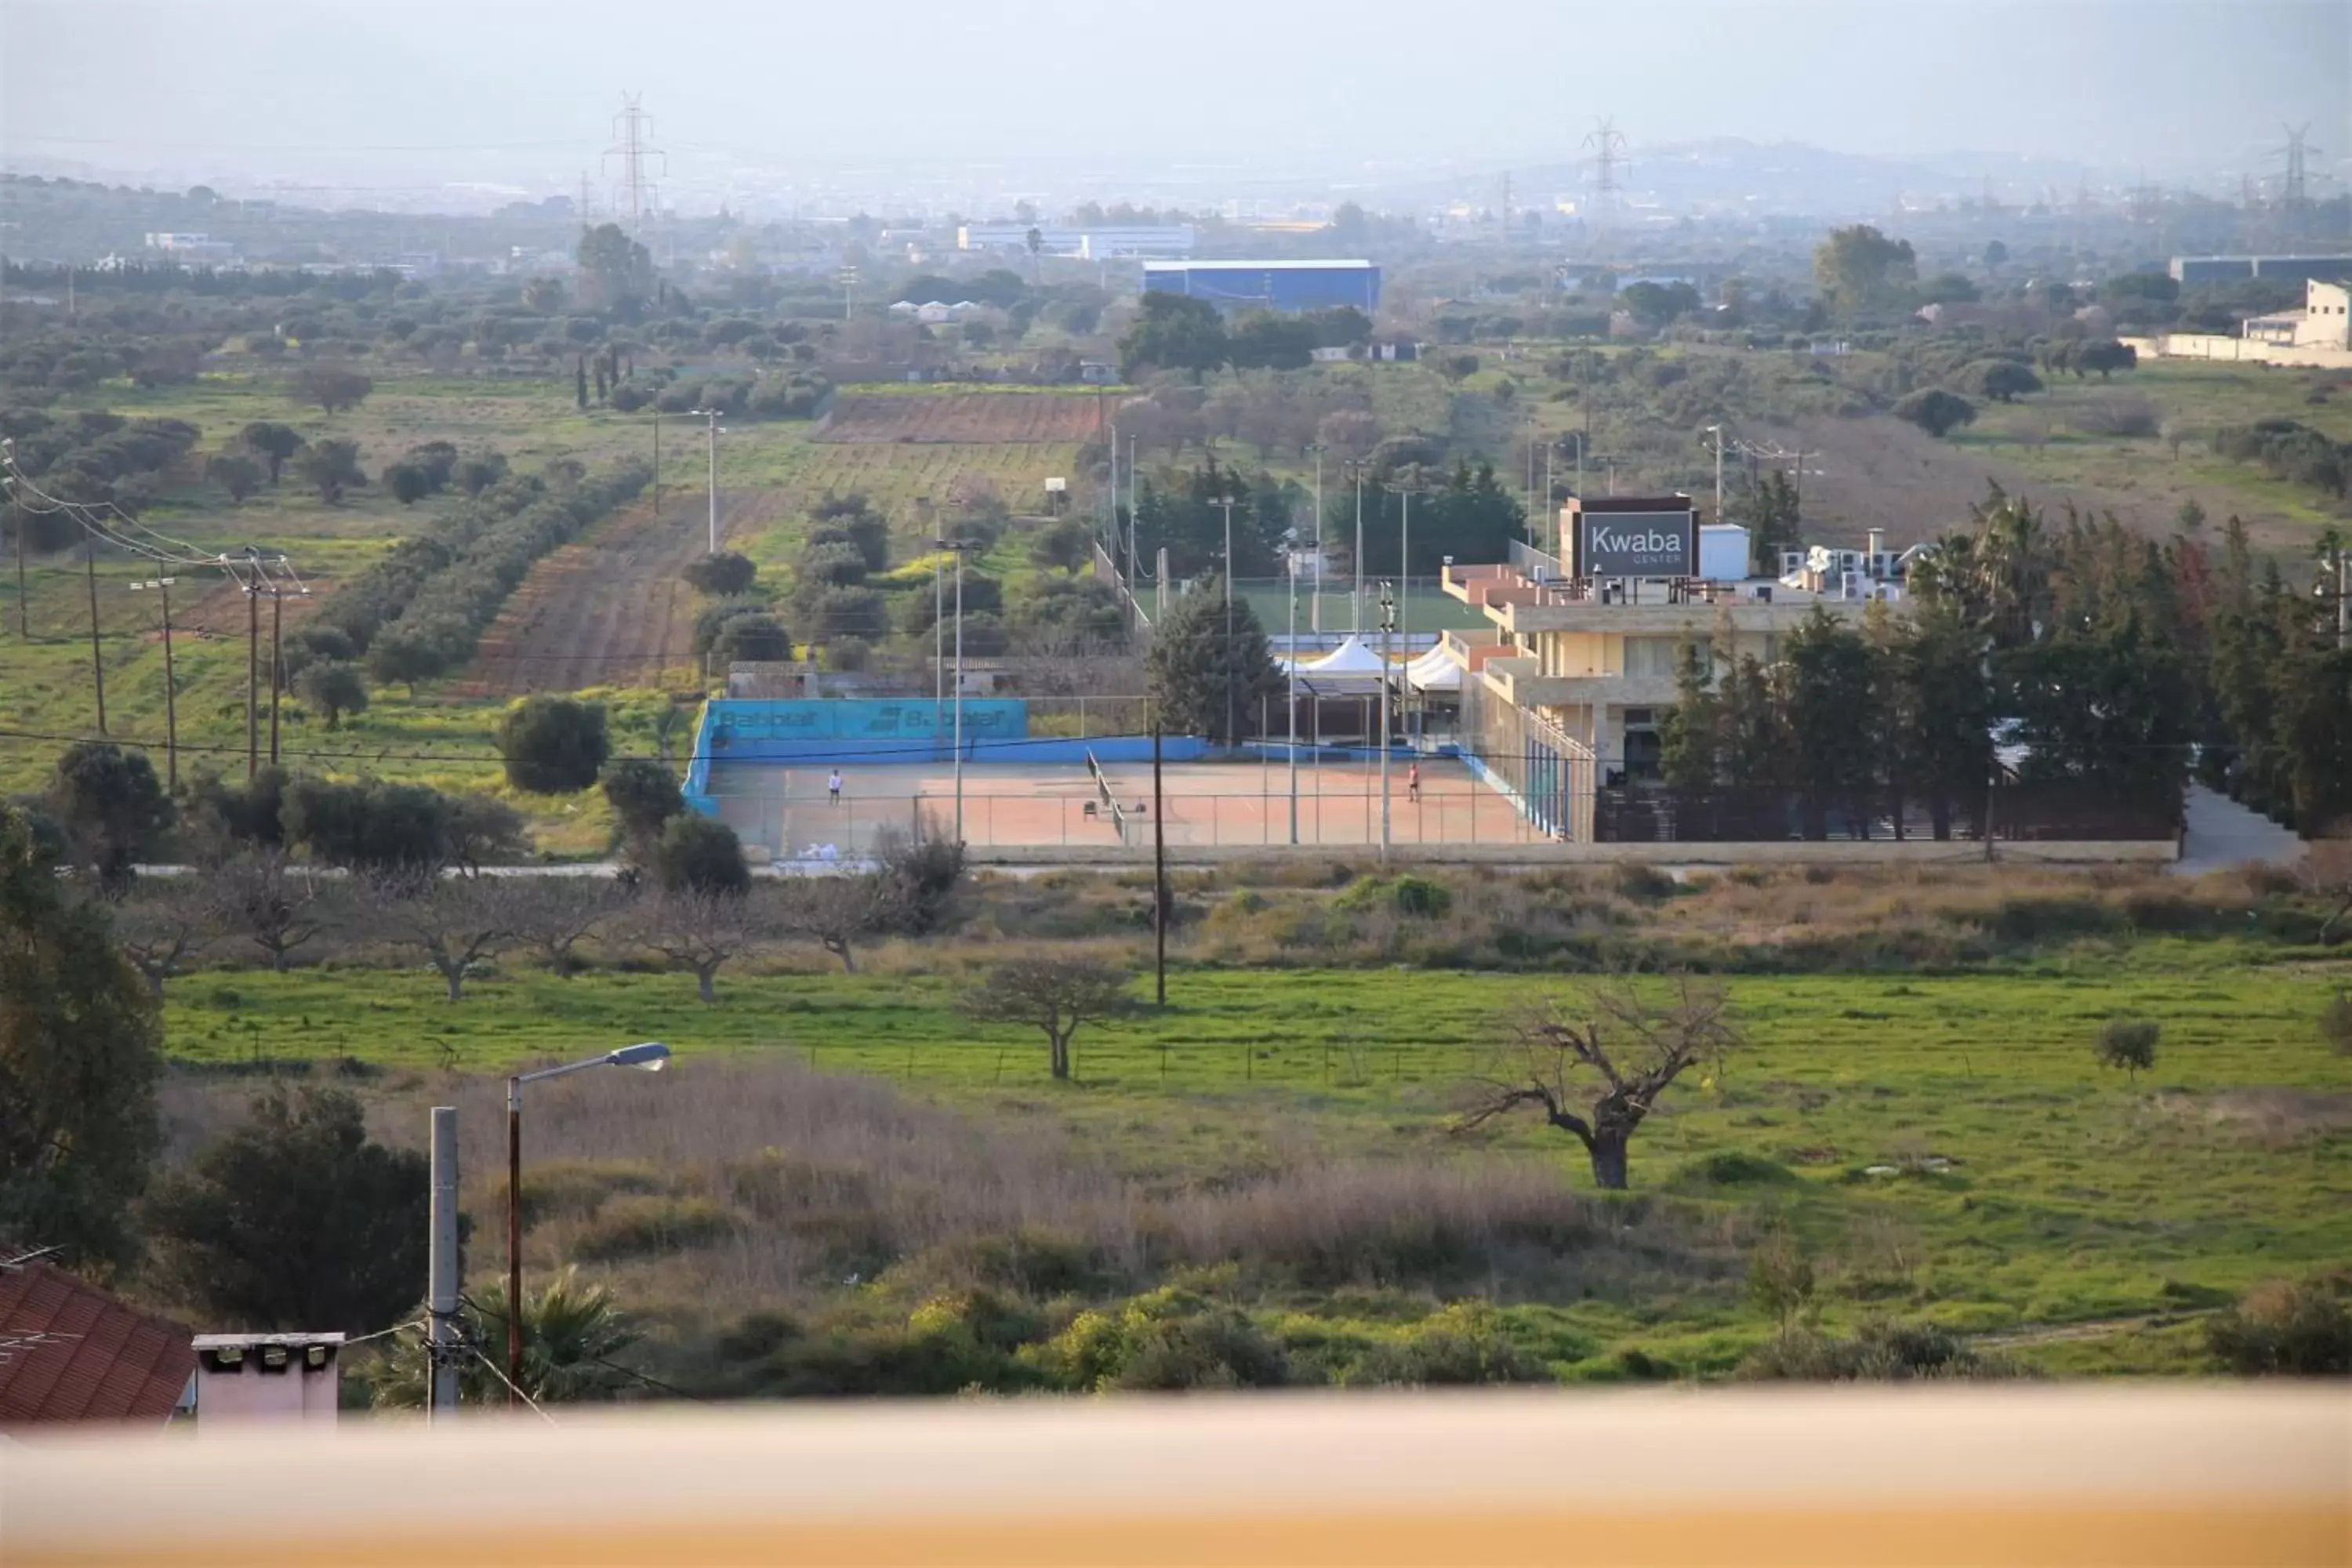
[1287,540,1299,844]
[954,544,966,842]
[1378,581,1396,865]
[1352,465,1366,633]
[1704,424,1725,523]
[1216,495,1238,748]
[1307,444,1324,634]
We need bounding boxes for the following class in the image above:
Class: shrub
[691,596,771,656]
[2095,1018,2160,1083]
[281,777,451,873]
[572,1193,736,1261]
[655,814,750,897]
[1344,1305,1551,1387]
[2204,1278,2352,1375]
[683,551,757,596]
[601,759,684,854]
[1737,1320,2023,1381]
[499,696,610,794]
[144,1086,426,1334]
[1031,1284,1292,1392]
[1335,874,1453,919]
[1893,388,1976,438]
[2320,989,2352,1056]
[711,612,793,664]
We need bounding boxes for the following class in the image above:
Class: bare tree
[205,853,332,973]
[376,874,528,1000]
[507,877,629,978]
[774,873,893,973]
[2298,837,2352,946]
[114,877,215,1000]
[960,956,1138,1080]
[1457,977,1744,1190]
[637,891,772,1003]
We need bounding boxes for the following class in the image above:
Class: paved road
[2172,785,2306,877]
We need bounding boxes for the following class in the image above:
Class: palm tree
[362,1268,638,1407]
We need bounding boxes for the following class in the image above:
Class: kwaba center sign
[1573,511,1697,578]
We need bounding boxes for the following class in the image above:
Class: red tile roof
[0,1261,195,1425]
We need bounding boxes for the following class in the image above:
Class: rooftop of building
[1142,259,1376,271]
[0,1260,195,1425]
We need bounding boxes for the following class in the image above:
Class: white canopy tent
[1403,646,1462,693]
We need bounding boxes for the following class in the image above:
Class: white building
[956,224,1196,259]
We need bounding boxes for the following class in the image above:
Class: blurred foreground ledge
[2,1387,2346,1566]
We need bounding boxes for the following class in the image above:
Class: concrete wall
[2126,333,2352,369]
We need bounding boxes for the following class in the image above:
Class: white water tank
[1697,524,1749,582]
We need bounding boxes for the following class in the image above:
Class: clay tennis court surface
[704,757,1533,857]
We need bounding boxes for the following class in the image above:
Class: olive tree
[960,956,1139,1080]
[1457,976,1743,1190]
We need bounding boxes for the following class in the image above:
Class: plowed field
[817,391,1108,445]
[460,495,723,696]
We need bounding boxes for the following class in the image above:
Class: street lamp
[686,408,726,554]
[506,1042,670,1402]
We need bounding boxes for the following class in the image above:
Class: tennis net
[1085,750,1131,842]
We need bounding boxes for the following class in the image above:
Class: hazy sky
[4,0,2345,198]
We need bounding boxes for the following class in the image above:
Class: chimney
[192,1333,345,1431]
[1866,528,1886,559]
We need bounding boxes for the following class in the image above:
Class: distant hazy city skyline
[4,0,2344,210]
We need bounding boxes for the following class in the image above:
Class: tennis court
[703,753,1533,858]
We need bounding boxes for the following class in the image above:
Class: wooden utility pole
[268,587,284,768]
[246,580,260,780]
[1152,720,1167,1006]
[83,546,107,735]
[132,578,179,789]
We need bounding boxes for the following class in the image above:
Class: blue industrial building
[1142,260,1380,314]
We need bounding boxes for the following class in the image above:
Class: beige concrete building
[1435,495,1897,838]
[2241,280,2351,350]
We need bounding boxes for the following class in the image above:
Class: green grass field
[165,958,2352,1373]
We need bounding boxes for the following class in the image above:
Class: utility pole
[1152,720,1167,1005]
[268,586,285,768]
[688,408,723,554]
[1377,581,1396,865]
[245,575,260,780]
[6,459,25,637]
[1106,422,1118,561]
[1125,433,1139,601]
[427,1106,460,1421]
[131,579,178,789]
[82,545,107,735]
[1704,424,1725,522]
[652,409,661,519]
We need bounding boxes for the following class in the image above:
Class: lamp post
[687,408,724,554]
[507,1042,670,1403]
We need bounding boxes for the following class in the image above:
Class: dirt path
[459,495,711,697]
[1969,1309,2222,1351]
